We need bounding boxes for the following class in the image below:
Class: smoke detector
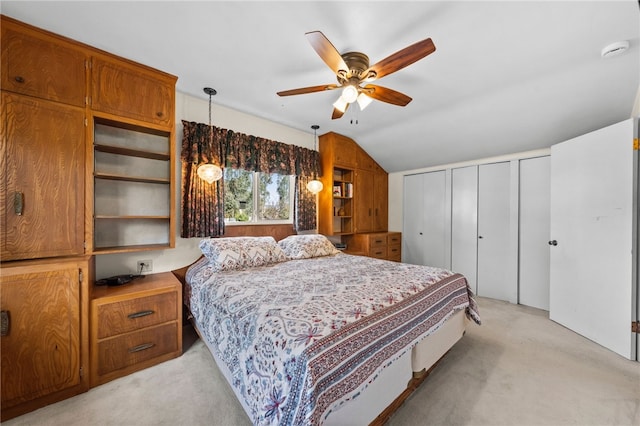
[601,41,630,58]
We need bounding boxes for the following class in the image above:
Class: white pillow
[278,234,340,259]
[199,236,288,271]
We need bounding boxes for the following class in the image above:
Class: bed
[178,234,480,425]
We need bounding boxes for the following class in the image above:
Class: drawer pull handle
[128,310,155,319]
[14,76,25,83]
[128,343,155,353]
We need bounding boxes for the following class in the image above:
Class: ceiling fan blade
[367,38,435,80]
[306,31,349,75]
[363,84,412,106]
[277,84,339,97]
[332,103,349,119]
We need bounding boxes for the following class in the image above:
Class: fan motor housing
[340,51,370,81]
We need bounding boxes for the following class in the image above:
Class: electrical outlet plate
[137,259,152,273]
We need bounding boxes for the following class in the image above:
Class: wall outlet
[137,259,153,273]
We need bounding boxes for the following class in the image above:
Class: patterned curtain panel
[294,175,317,232]
[180,120,320,237]
[180,121,225,237]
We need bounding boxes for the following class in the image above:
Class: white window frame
[224,171,295,226]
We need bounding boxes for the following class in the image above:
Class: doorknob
[478,236,483,239]
[548,240,558,246]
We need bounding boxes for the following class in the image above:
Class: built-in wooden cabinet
[318,132,389,238]
[345,232,402,262]
[0,256,90,421]
[0,15,178,420]
[91,55,175,127]
[1,21,86,107]
[1,92,85,261]
[90,272,182,387]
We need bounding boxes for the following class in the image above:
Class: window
[223,169,294,224]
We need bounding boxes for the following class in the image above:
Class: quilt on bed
[185,252,480,426]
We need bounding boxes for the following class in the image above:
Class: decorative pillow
[198,236,287,271]
[278,234,341,259]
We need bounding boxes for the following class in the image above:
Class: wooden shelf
[94,143,170,160]
[94,173,170,184]
[95,215,170,220]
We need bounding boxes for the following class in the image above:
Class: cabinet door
[1,263,83,414]
[355,169,374,233]
[91,56,175,127]
[373,171,388,231]
[332,134,357,168]
[1,22,86,107]
[1,93,85,260]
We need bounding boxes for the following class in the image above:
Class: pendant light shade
[307,124,323,194]
[197,163,223,184]
[306,178,323,194]
[198,87,223,184]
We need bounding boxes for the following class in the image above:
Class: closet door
[451,166,478,292]
[550,118,636,360]
[519,156,551,310]
[403,174,425,265]
[477,162,512,301]
[403,171,449,268]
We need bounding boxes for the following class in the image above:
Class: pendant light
[306,125,323,194]
[197,87,223,184]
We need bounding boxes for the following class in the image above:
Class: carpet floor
[4,297,639,426]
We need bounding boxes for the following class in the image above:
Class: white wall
[387,148,550,233]
[96,91,313,279]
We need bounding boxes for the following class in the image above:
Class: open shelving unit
[92,119,173,253]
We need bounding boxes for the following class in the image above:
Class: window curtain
[180,121,225,237]
[180,120,320,236]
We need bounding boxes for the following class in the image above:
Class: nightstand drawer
[97,322,179,376]
[388,233,401,246]
[97,291,178,339]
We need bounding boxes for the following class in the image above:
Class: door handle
[548,240,558,246]
[478,236,483,239]
[14,191,24,216]
[1,311,9,337]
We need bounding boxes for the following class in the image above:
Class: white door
[519,156,551,310]
[403,174,424,265]
[451,166,478,292]
[422,170,449,269]
[403,171,450,268]
[477,162,512,301]
[550,118,636,360]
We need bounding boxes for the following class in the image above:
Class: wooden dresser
[345,232,402,262]
[90,272,182,387]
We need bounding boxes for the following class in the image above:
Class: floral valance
[181,121,320,177]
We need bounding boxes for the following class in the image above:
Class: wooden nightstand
[345,232,402,262]
[90,272,182,387]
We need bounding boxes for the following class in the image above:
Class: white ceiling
[3,1,639,173]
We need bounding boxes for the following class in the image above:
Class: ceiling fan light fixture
[333,95,348,113]
[341,85,359,103]
[356,93,373,110]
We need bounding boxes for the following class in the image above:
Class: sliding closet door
[550,118,636,360]
[403,171,450,268]
[451,166,478,292]
[519,156,551,310]
[477,162,512,301]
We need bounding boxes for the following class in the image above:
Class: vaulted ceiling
[3,1,639,172]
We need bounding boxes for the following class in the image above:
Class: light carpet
[4,297,639,426]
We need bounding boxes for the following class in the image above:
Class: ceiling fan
[277,31,436,119]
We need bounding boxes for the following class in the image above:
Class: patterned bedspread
[185,253,480,426]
